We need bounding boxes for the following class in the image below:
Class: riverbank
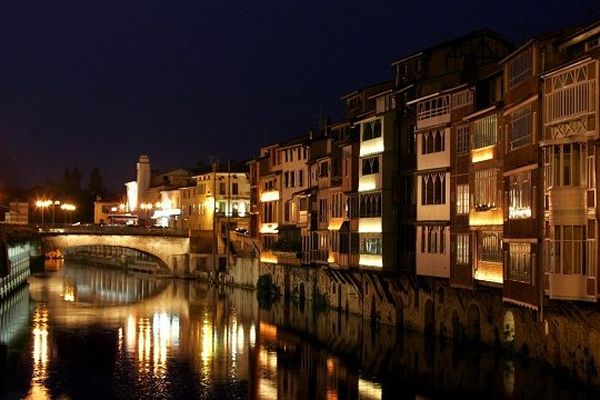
[223,259,600,388]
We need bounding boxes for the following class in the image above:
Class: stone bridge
[39,226,190,275]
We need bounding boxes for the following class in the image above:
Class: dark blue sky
[0,0,598,192]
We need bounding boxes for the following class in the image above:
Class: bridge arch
[41,232,190,274]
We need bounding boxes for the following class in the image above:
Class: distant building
[4,202,28,225]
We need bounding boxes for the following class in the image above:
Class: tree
[88,166,106,198]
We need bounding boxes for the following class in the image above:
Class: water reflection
[0,261,598,399]
[30,305,49,400]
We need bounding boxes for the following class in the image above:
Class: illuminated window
[361,119,382,141]
[509,106,532,150]
[472,115,498,149]
[509,171,532,219]
[421,128,445,154]
[456,125,469,154]
[509,243,531,283]
[508,48,532,88]
[474,169,497,211]
[361,237,382,255]
[456,184,469,214]
[456,233,470,264]
[421,173,446,205]
[552,225,587,275]
[481,231,502,262]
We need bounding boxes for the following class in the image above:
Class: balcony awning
[328,218,346,231]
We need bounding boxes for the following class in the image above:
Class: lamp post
[35,200,52,228]
[60,203,76,224]
[51,200,60,227]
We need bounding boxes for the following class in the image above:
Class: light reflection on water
[0,261,598,399]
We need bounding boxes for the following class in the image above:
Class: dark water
[0,261,599,400]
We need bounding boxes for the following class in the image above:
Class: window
[552,225,587,275]
[420,226,446,254]
[474,169,497,211]
[509,171,532,219]
[284,172,289,188]
[421,128,445,154]
[421,173,446,205]
[451,89,473,109]
[361,119,382,141]
[219,182,226,195]
[508,48,532,88]
[359,192,382,217]
[361,156,380,175]
[198,183,206,195]
[262,202,275,222]
[299,170,304,187]
[331,193,344,218]
[456,125,469,154]
[319,199,328,222]
[456,234,470,264]
[319,162,329,178]
[510,106,532,150]
[360,237,382,255]
[545,63,593,124]
[481,231,502,262]
[456,184,469,214]
[417,95,450,121]
[284,200,290,221]
[509,243,531,283]
[547,143,585,188]
[232,182,239,195]
[473,115,497,149]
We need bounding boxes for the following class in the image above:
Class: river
[0,261,598,400]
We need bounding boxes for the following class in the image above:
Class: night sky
[1,0,598,192]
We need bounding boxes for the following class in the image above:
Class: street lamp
[51,200,61,227]
[35,199,52,227]
[60,203,76,224]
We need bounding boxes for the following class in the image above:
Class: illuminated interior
[260,251,278,264]
[469,209,503,226]
[508,206,532,219]
[359,254,383,268]
[475,261,503,284]
[260,190,280,202]
[259,223,279,234]
[358,217,382,233]
[471,145,495,163]
[359,137,384,157]
[358,174,379,192]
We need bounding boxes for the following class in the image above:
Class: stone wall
[237,260,600,386]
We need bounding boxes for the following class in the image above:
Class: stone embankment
[226,257,600,387]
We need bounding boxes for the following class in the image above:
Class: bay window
[509,171,532,219]
[473,115,498,149]
[481,231,502,262]
[474,169,498,210]
[509,243,531,283]
[421,173,446,205]
[509,106,532,150]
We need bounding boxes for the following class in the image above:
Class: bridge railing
[37,224,189,237]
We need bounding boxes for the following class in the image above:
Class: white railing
[545,80,595,125]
